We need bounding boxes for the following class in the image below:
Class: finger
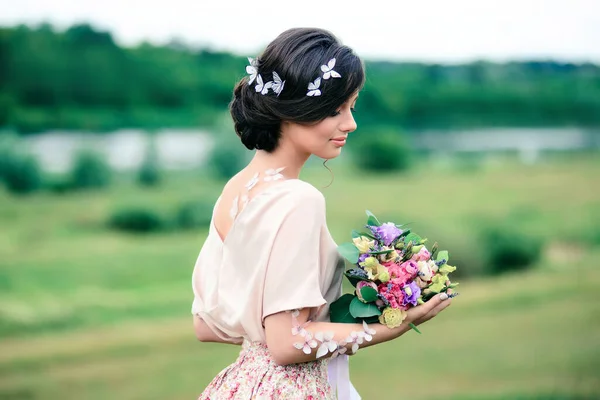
[417,297,452,324]
[419,292,451,316]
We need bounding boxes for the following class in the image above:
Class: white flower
[293,331,318,355]
[321,58,341,80]
[246,57,258,84]
[307,77,322,96]
[271,71,285,96]
[314,331,337,358]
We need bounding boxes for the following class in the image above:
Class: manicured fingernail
[448,292,460,298]
[439,293,449,301]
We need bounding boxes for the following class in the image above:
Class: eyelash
[330,108,356,117]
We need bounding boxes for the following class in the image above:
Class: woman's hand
[405,288,455,327]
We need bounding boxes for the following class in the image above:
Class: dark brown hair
[229,28,365,152]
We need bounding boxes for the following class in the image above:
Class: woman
[191,27,454,399]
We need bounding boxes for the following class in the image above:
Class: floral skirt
[198,341,334,399]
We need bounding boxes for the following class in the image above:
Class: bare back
[212,167,287,243]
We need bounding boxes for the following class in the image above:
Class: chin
[315,148,342,160]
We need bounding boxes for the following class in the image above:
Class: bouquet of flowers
[330,210,459,333]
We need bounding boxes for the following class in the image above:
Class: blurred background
[0,1,599,399]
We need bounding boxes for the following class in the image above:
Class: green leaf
[360,286,379,302]
[352,230,377,240]
[409,323,422,334]
[398,229,411,238]
[362,315,380,324]
[349,297,382,318]
[368,249,394,255]
[404,232,422,245]
[366,210,381,226]
[338,242,360,264]
[436,250,449,263]
[344,270,370,287]
[329,294,360,324]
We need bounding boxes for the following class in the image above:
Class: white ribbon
[327,355,361,400]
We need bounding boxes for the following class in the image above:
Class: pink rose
[356,281,378,303]
[412,247,431,262]
[400,260,419,278]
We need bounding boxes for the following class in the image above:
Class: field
[1,152,599,399]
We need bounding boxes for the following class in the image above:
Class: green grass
[0,153,599,399]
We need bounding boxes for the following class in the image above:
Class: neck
[248,139,309,179]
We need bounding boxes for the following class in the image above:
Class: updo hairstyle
[229,27,365,152]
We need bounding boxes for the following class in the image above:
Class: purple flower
[349,268,368,279]
[402,281,421,307]
[358,253,369,264]
[368,222,403,246]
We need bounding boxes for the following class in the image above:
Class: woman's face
[281,92,359,160]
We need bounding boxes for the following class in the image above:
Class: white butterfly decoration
[271,71,286,96]
[330,343,348,359]
[321,58,341,80]
[229,195,239,219]
[362,321,376,342]
[245,172,259,191]
[264,167,285,182]
[255,74,273,95]
[315,331,338,358]
[290,309,308,336]
[246,57,258,84]
[307,77,322,96]
[293,331,319,355]
[345,330,366,354]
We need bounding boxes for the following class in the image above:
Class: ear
[280,120,291,135]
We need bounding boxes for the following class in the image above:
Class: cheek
[313,120,337,141]
[296,123,333,146]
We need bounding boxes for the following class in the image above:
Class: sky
[1,0,599,63]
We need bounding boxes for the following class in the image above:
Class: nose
[341,111,357,134]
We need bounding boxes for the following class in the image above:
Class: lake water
[15,127,600,173]
[21,129,215,173]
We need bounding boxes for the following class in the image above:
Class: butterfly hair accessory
[246,57,285,97]
[307,77,322,97]
[246,57,258,84]
[245,56,341,97]
[306,58,342,97]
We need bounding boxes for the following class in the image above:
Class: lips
[331,136,347,147]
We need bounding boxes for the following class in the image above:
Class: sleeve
[261,187,328,321]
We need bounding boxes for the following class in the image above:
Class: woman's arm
[193,315,242,345]
[264,291,453,366]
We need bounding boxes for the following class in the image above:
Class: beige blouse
[191,179,346,344]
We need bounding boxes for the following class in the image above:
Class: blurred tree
[0,24,599,133]
[350,128,412,173]
[1,151,43,194]
[137,135,161,187]
[70,148,112,189]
